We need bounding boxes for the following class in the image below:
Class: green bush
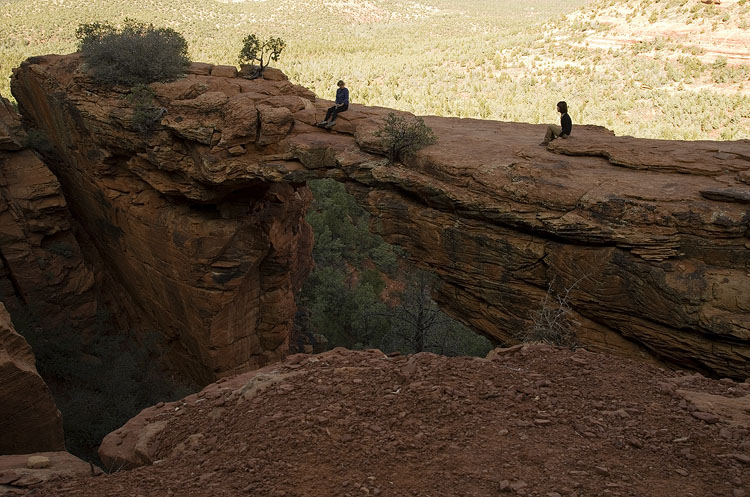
[375,112,437,163]
[76,19,189,85]
[299,179,492,357]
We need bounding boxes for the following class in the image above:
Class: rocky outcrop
[0,96,97,335]
[0,97,98,455]
[11,54,750,379]
[83,348,749,497]
[0,98,25,151]
[0,302,64,455]
[12,56,314,384]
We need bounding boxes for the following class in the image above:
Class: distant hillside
[570,0,750,66]
[1,0,747,139]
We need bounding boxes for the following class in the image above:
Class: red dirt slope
[27,347,750,497]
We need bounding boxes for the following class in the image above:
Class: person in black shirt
[541,101,572,145]
[318,80,349,128]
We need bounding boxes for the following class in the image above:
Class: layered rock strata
[12,54,750,379]
[12,56,314,384]
[0,302,64,455]
[0,96,97,335]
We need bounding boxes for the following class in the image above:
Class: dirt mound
[22,346,750,497]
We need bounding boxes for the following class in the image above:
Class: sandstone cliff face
[0,302,64,455]
[12,54,750,379]
[0,96,97,335]
[12,56,314,384]
[0,96,98,456]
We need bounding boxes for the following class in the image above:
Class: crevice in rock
[0,248,27,306]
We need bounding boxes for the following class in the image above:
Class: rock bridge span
[11,55,750,383]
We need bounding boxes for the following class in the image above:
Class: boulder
[257,104,294,145]
[185,62,213,75]
[261,67,289,81]
[210,65,238,78]
[239,65,289,81]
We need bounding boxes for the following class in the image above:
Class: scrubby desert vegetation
[2,0,748,139]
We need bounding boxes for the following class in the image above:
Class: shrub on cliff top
[76,19,189,86]
[375,112,437,163]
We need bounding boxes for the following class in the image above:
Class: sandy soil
[13,345,749,497]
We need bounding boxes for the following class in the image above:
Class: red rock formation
[11,56,314,384]
[0,96,97,335]
[0,96,99,457]
[0,451,93,493]
[11,54,750,380]
[0,98,24,151]
[0,302,64,455]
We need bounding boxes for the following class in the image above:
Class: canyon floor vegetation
[299,179,493,357]
[13,305,193,463]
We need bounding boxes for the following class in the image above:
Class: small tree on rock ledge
[238,34,286,79]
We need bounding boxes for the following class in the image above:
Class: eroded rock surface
[0,96,97,335]
[11,54,750,379]
[0,302,64,455]
[0,451,92,494]
[12,56,314,384]
[44,349,750,497]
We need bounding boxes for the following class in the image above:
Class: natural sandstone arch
[11,54,750,383]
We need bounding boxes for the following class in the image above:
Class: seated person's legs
[329,104,348,123]
[543,124,562,144]
[324,106,337,122]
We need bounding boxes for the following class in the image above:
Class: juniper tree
[238,34,285,78]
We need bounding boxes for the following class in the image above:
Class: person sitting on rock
[318,80,349,128]
[540,101,572,146]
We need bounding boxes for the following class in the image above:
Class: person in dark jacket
[541,101,572,145]
[318,80,349,127]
